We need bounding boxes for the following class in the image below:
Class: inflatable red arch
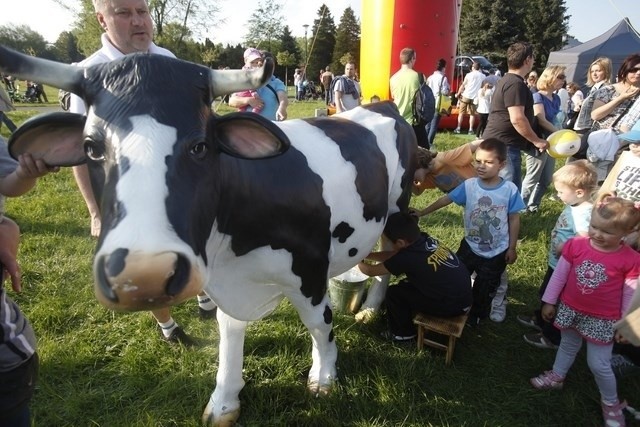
[360,0,472,129]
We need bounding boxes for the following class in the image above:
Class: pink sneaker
[530,370,564,390]
[602,400,627,427]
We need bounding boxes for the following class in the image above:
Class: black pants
[0,353,38,427]
[456,239,506,319]
[475,113,489,137]
[386,280,470,336]
[412,122,429,149]
[533,266,561,345]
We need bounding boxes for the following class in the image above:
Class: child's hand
[505,247,517,264]
[16,153,59,179]
[408,208,422,218]
[541,303,556,322]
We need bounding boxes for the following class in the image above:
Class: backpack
[412,72,435,125]
[328,75,354,107]
[58,89,70,111]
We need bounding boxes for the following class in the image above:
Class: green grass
[4,106,639,426]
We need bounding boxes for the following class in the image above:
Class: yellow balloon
[546,129,581,159]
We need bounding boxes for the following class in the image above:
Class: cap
[243,48,263,63]
[618,130,640,144]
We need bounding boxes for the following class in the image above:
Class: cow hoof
[307,381,332,397]
[202,401,240,427]
[355,308,376,324]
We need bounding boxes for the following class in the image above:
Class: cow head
[0,45,290,311]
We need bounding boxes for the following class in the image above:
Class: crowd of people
[1,1,640,424]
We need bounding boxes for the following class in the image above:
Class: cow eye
[85,140,105,161]
[190,142,208,159]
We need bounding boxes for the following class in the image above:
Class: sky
[0,0,638,48]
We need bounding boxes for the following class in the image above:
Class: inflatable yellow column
[360,0,462,102]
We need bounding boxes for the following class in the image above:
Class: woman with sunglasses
[590,54,640,131]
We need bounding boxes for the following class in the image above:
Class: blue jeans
[504,145,523,191]
[425,114,441,148]
[522,150,555,209]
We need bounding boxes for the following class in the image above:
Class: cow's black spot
[329,330,334,342]
[348,248,358,257]
[308,118,389,222]
[106,248,129,277]
[323,304,333,324]
[332,221,354,243]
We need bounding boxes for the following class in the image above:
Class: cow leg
[202,310,247,427]
[355,235,394,323]
[287,291,337,396]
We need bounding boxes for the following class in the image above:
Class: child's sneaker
[530,370,564,390]
[489,300,507,322]
[516,314,542,331]
[601,400,627,427]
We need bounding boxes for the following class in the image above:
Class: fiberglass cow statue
[0,45,416,426]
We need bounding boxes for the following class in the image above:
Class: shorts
[458,97,477,115]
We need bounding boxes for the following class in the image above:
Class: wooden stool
[413,312,469,365]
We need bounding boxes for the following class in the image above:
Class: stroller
[302,80,321,101]
[24,81,47,103]
[2,74,22,103]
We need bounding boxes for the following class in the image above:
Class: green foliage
[49,31,85,64]
[244,0,285,54]
[331,7,360,75]
[459,0,569,71]
[0,24,50,58]
[306,4,336,82]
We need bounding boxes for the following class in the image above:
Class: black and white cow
[0,45,416,426]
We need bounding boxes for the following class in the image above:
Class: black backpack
[412,72,435,124]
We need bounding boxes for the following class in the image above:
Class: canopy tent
[546,18,640,89]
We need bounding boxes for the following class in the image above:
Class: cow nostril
[165,253,191,296]
[96,255,118,303]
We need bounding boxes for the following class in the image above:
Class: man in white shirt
[334,62,361,113]
[69,0,215,345]
[425,58,450,148]
[454,62,485,134]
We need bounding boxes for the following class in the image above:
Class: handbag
[436,76,452,116]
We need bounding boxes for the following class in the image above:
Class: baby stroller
[303,80,321,101]
[24,82,47,103]
[2,75,22,103]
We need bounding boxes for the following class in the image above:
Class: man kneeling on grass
[358,212,473,342]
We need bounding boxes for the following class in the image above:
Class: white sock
[198,295,216,311]
[158,318,178,338]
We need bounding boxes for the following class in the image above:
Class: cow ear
[213,113,290,159]
[9,112,86,167]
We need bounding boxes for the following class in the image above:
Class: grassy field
[3,103,639,426]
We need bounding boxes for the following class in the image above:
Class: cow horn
[0,45,84,95]
[208,57,275,98]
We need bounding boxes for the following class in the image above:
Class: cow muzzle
[94,249,202,311]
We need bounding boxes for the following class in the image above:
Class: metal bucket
[328,267,369,314]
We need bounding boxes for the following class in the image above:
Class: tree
[306,4,336,81]
[244,0,285,53]
[276,26,301,82]
[51,31,85,63]
[522,0,569,70]
[331,7,360,75]
[458,0,569,71]
[0,24,49,57]
[276,51,297,87]
[149,0,222,41]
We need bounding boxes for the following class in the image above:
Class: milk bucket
[328,267,369,314]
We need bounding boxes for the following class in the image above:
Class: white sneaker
[490,300,507,322]
[453,128,461,134]
[468,129,475,135]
